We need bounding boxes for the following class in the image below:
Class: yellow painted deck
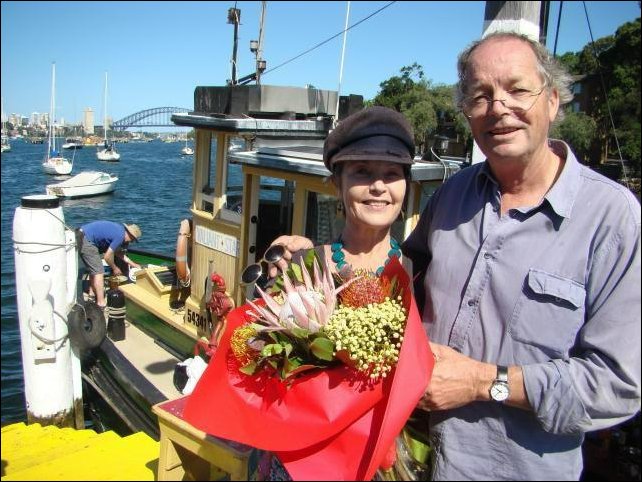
[1,422,159,481]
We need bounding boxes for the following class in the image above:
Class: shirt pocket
[508,268,586,358]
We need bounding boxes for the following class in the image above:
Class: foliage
[550,112,598,163]
[556,18,640,170]
[372,63,471,155]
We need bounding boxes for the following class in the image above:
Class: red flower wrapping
[183,257,433,480]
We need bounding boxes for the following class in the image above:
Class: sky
[1,1,640,126]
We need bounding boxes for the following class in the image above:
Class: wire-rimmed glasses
[462,81,548,118]
[240,244,286,291]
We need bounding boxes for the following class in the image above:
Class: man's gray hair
[455,32,574,122]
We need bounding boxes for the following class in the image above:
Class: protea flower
[247,254,355,333]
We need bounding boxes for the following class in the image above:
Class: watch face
[490,382,509,402]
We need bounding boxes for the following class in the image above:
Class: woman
[265,105,421,480]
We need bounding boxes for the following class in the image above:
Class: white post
[13,195,82,427]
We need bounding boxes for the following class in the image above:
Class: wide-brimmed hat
[323,106,415,171]
[124,223,141,242]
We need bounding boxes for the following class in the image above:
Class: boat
[62,136,84,150]
[180,136,194,156]
[96,72,121,162]
[45,170,118,198]
[42,63,73,175]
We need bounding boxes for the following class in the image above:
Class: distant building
[83,108,94,134]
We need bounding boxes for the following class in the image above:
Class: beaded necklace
[330,236,401,276]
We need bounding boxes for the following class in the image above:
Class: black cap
[323,106,415,171]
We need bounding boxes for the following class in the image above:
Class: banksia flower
[231,323,260,365]
[247,255,356,333]
[339,270,392,308]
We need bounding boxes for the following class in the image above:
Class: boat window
[304,192,342,245]
[199,134,217,213]
[252,175,293,261]
[206,136,217,194]
[222,136,246,219]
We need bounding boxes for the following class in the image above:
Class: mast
[50,62,56,154]
[256,1,267,85]
[228,7,241,85]
[335,1,351,126]
[103,72,108,144]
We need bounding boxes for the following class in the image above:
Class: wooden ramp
[1,422,159,481]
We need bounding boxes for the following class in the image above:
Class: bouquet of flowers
[183,251,433,481]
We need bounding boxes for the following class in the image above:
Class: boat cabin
[123,84,457,344]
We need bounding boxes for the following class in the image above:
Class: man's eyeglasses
[240,244,286,291]
[462,81,547,118]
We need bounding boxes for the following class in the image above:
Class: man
[269,32,640,480]
[401,32,641,480]
[78,220,142,308]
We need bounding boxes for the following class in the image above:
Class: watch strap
[496,365,508,383]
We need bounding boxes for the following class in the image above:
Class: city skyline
[1,1,639,125]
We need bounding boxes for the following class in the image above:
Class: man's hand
[266,235,314,278]
[418,342,495,411]
[112,266,123,276]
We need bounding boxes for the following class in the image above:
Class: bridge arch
[111,107,191,131]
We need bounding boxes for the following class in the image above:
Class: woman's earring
[336,201,344,215]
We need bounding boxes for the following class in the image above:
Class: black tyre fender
[68,301,106,350]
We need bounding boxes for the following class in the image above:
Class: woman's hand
[266,235,314,278]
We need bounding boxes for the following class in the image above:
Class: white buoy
[13,194,82,427]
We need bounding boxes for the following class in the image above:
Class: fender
[175,219,191,288]
[68,301,106,351]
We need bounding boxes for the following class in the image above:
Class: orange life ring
[175,219,191,287]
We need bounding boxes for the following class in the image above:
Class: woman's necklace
[330,236,401,276]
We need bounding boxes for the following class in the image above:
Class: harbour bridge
[111,107,191,131]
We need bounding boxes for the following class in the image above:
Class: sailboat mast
[103,72,108,143]
[50,62,56,153]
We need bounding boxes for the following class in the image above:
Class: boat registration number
[186,307,207,331]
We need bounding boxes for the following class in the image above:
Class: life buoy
[175,219,191,288]
[68,301,107,351]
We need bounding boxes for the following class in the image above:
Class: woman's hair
[455,32,574,122]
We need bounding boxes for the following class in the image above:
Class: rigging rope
[262,1,396,76]
[581,1,630,189]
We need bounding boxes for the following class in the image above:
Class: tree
[550,111,598,163]
[372,63,472,156]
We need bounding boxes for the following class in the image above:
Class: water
[0,138,194,425]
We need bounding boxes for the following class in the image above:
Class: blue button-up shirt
[403,140,641,480]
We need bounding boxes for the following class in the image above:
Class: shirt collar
[474,139,581,220]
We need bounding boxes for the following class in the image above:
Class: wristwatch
[489,365,510,402]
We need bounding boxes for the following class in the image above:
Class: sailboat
[96,71,120,162]
[42,63,73,175]
[181,135,194,155]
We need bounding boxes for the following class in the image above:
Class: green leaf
[310,337,335,361]
[239,361,257,375]
[262,343,283,357]
[283,343,293,357]
[290,327,310,339]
